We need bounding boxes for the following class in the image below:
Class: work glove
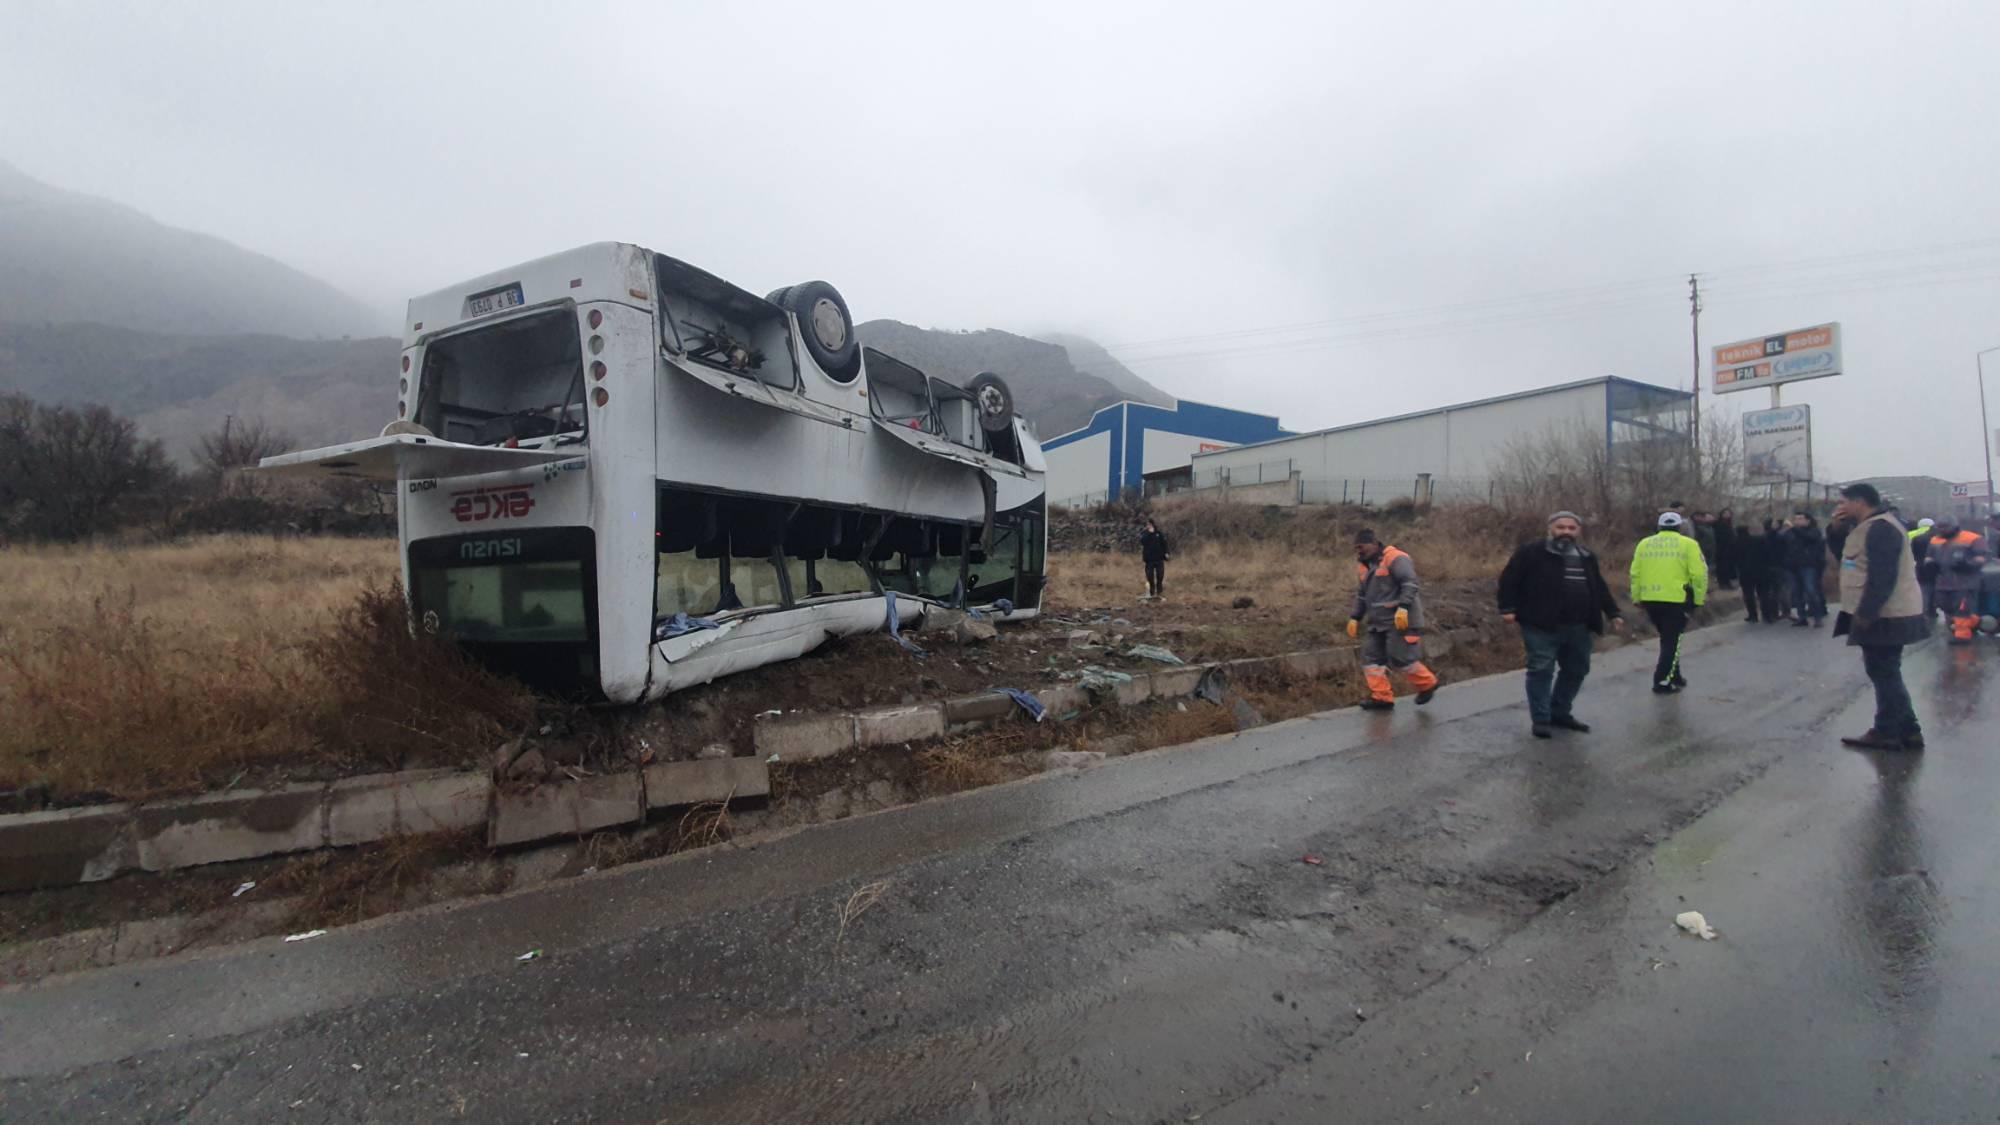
[1346,618,1360,639]
[1393,608,1410,631]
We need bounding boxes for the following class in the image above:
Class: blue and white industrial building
[1042,399,1292,507]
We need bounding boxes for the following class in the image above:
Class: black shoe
[1792,619,1810,628]
[1841,729,1903,750]
[1415,678,1442,705]
[1531,723,1553,739]
[1903,732,1926,751]
[1359,699,1395,711]
[1652,683,1681,695]
[1549,715,1591,732]
[1671,676,1687,690]
[1744,616,1758,624]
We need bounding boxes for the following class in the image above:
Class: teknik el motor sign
[1712,322,1842,394]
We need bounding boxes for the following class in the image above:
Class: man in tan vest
[1831,482,1930,750]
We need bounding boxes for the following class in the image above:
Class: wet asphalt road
[3,621,1997,1122]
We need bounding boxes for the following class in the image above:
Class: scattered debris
[1230,697,1267,731]
[232,881,257,898]
[1675,910,1718,940]
[284,929,328,943]
[515,949,543,963]
[1194,666,1229,706]
[1232,595,1256,609]
[506,748,548,781]
[1302,855,1324,866]
[1125,643,1184,665]
[756,709,784,718]
[696,743,734,760]
[1073,665,1134,698]
[654,612,721,641]
[1354,1007,1368,1021]
[993,687,1047,723]
[883,591,927,657]
[954,617,1000,644]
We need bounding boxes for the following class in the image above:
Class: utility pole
[1689,274,1703,487]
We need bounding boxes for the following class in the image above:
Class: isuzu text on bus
[263,243,1047,703]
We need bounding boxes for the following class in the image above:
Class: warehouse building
[1188,376,1692,505]
[1043,399,1291,508]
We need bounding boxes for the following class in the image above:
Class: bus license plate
[465,284,524,318]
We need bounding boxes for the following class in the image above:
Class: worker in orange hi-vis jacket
[1929,517,1992,644]
[1346,528,1442,711]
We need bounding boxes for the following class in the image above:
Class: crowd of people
[1134,490,1996,748]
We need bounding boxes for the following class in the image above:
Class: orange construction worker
[1929,517,1992,643]
[1347,528,1442,710]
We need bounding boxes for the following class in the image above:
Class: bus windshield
[415,309,586,446]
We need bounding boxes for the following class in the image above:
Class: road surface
[4,621,1997,1122]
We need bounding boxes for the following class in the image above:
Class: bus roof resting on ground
[262,242,1047,703]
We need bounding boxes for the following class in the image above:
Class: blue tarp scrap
[884,591,928,657]
[1076,665,1134,697]
[653,612,720,641]
[992,687,1047,723]
[993,598,1015,617]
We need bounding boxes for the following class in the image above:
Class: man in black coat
[1496,511,1626,739]
[1138,518,1169,599]
[1781,511,1828,626]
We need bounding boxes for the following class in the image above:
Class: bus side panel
[589,302,660,703]
[653,362,988,519]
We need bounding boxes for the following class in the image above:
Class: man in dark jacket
[1830,483,1930,750]
[1736,525,1782,623]
[1782,511,1828,626]
[1496,511,1626,739]
[1713,508,1739,589]
[1138,519,1169,599]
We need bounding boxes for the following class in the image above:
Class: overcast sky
[5,1,1999,483]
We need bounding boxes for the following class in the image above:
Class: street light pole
[1980,346,1999,520]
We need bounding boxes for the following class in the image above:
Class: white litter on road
[283,929,328,943]
[1675,910,1718,940]
[232,881,256,898]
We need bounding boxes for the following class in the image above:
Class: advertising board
[1713,323,1841,395]
[1742,405,1812,484]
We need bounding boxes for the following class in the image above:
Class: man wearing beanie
[1631,511,1709,694]
[1497,511,1625,738]
[1347,528,1442,710]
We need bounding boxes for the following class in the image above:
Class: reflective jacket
[1930,530,1990,592]
[1351,545,1425,631]
[1630,530,1708,607]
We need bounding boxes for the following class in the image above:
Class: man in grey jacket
[1346,529,1442,711]
[1831,483,1931,751]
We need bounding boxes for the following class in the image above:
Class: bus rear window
[413,560,589,643]
[415,309,586,446]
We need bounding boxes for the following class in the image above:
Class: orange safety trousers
[1361,630,1439,702]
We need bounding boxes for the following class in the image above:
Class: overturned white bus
[262,243,1047,703]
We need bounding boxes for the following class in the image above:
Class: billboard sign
[1713,322,1842,394]
[1742,405,1812,484]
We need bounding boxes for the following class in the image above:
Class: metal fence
[1194,459,1294,489]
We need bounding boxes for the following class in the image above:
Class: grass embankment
[0,536,532,803]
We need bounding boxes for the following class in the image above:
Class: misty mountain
[856,321,1171,437]
[0,322,394,464]
[0,160,383,339]
[1036,332,1173,409]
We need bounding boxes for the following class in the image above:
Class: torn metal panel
[662,353,858,428]
[257,434,576,482]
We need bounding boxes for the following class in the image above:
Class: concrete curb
[1,597,1743,892]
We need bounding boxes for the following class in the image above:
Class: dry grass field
[0,506,1597,806]
[0,536,532,802]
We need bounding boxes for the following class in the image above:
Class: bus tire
[779,281,860,382]
[966,372,1016,432]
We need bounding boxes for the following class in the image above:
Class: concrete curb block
[754,713,857,761]
[0,804,137,893]
[134,784,326,873]
[855,703,947,747]
[645,757,771,809]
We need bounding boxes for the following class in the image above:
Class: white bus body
[263,243,1047,703]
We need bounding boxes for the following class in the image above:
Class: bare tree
[0,394,179,542]
[194,415,293,499]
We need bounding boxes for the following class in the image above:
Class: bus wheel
[966,372,1016,432]
[779,281,860,382]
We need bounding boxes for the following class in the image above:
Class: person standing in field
[1631,512,1708,694]
[1347,528,1441,711]
[1497,511,1625,739]
[1138,518,1170,600]
[1830,483,1930,750]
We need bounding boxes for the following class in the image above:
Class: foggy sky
[5,1,1999,484]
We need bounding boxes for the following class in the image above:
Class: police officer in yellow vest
[1631,512,1708,694]
[1346,529,1441,710]
[1833,483,1930,749]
